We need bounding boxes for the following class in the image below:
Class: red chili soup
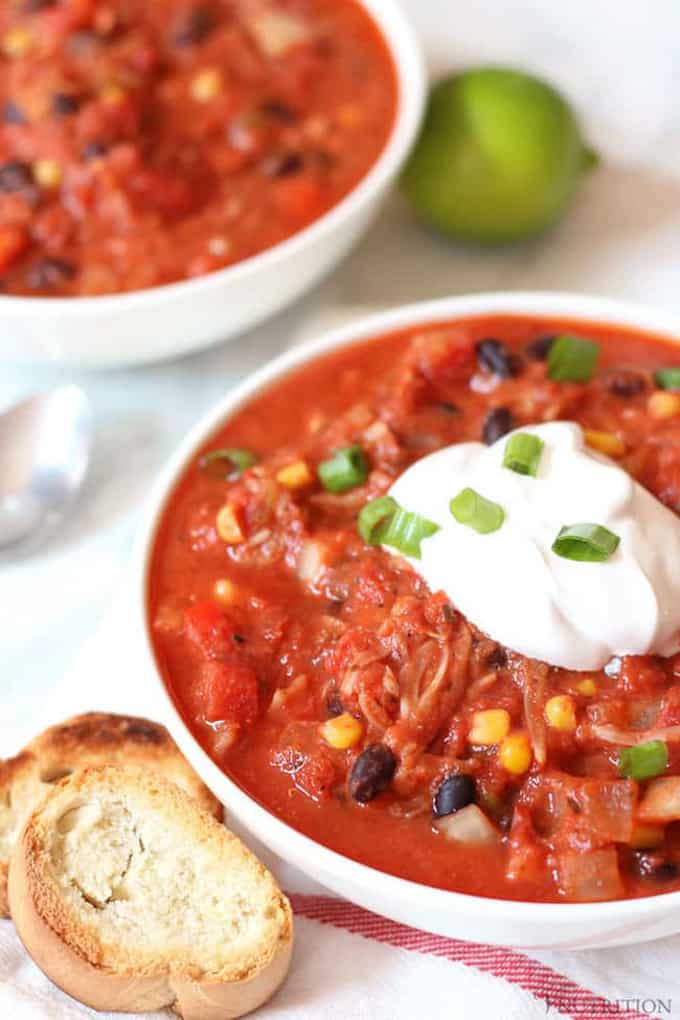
[0,0,397,296]
[150,315,680,903]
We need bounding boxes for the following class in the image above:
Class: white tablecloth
[6,1,680,1015]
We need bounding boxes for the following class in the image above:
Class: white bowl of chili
[137,292,680,949]
[0,0,425,367]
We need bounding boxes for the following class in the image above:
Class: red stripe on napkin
[290,894,652,1020]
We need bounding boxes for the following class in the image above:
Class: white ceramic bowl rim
[0,0,424,315]
[135,291,680,928]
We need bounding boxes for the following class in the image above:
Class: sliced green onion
[318,444,369,493]
[552,523,620,562]
[618,740,668,781]
[654,368,680,391]
[449,488,505,534]
[199,447,256,480]
[358,495,398,545]
[358,495,439,559]
[378,506,440,559]
[547,335,600,383]
[503,432,544,477]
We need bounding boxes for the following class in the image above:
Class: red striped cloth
[290,894,653,1020]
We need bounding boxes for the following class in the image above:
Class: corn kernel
[276,460,312,489]
[468,708,511,746]
[576,678,597,696]
[498,731,532,775]
[545,694,577,732]
[584,429,625,458]
[99,83,126,105]
[33,158,62,190]
[630,823,665,850]
[2,27,33,58]
[319,712,363,750]
[213,578,237,605]
[648,391,680,420]
[191,67,222,102]
[215,504,244,544]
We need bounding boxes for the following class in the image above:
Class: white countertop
[5,0,680,752]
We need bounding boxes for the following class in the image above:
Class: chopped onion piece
[210,721,240,756]
[590,723,680,747]
[269,675,308,713]
[248,11,310,57]
[433,803,497,845]
[297,539,324,583]
[556,848,623,902]
[638,777,680,823]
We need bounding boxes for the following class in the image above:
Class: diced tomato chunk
[44,0,97,37]
[640,438,680,511]
[0,226,29,272]
[616,655,665,695]
[274,175,325,225]
[131,169,195,216]
[198,659,259,727]
[657,686,680,727]
[294,754,336,801]
[411,331,476,386]
[271,730,336,802]
[184,601,235,659]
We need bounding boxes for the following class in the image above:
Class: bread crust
[8,766,293,1019]
[0,713,222,917]
[0,751,34,915]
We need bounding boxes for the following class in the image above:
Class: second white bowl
[0,0,425,368]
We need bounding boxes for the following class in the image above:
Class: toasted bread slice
[0,712,222,916]
[9,765,293,1019]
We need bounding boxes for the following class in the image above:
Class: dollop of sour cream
[388,422,680,671]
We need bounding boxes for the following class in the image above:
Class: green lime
[401,67,597,245]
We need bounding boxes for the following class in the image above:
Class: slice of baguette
[9,765,293,1019]
[0,712,222,917]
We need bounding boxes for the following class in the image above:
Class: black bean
[486,645,508,669]
[174,6,214,46]
[437,400,460,415]
[311,149,335,172]
[0,161,34,193]
[326,691,345,718]
[260,152,303,178]
[632,852,679,882]
[475,338,520,379]
[433,774,475,818]
[53,92,81,116]
[604,369,647,398]
[482,406,515,445]
[21,0,57,10]
[82,140,109,161]
[260,100,297,123]
[27,257,76,290]
[525,334,556,360]
[3,101,26,125]
[349,744,396,803]
[0,161,39,206]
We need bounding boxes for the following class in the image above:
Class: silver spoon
[0,385,92,551]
